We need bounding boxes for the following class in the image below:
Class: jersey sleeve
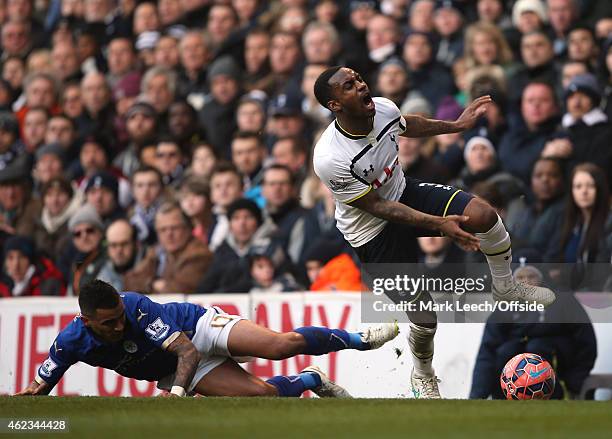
[379,96,407,134]
[36,337,76,388]
[132,294,182,350]
[314,152,372,205]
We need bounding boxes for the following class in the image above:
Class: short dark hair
[227,198,263,225]
[274,136,308,159]
[78,280,120,317]
[232,130,263,146]
[132,165,163,185]
[210,161,243,186]
[264,163,295,186]
[314,66,342,110]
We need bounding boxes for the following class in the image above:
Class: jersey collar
[334,120,368,140]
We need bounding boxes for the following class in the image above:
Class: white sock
[408,323,435,376]
[475,214,513,291]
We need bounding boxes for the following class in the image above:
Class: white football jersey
[313,97,407,247]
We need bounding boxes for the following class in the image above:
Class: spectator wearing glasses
[64,204,106,295]
[98,219,144,292]
[124,201,212,294]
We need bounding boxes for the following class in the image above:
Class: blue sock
[294,327,368,355]
[266,372,322,397]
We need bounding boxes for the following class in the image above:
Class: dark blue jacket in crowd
[470,291,596,399]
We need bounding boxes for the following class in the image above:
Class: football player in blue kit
[15,280,398,397]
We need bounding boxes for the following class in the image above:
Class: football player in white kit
[312,66,556,399]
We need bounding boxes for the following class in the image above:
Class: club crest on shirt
[123,340,138,353]
[145,317,170,341]
[40,358,57,377]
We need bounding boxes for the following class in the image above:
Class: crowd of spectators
[0,0,611,298]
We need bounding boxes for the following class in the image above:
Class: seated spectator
[305,240,362,292]
[0,155,40,236]
[141,66,177,120]
[402,31,454,108]
[65,204,107,295]
[301,63,333,131]
[178,177,212,245]
[374,58,411,108]
[418,236,466,267]
[124,201,212,294]
[498,81,561,184]
[154,136,185,189]
[271,136,308,188]
[176,31,211,109]
[0,112,24,171]
[33,177,79,259]
[113,102,159,178]
[231,131,267,207]
[197,198,279,293]
[433,0,465,68]
[236,95,268,135]
[128,166,166,245]
[452,137,525,202]
[547,0,578,58]
[543,164,611,266]
[463,21,514,71]
[299,177,345,243]
[506,157,565,250]
[507,30,558,106]
[76,72,115,140]
[23,106,49,153]
[470,264,597,400]
[267,92,313,148]
[98,219,144,292]
[398,136,451,183]
[167,100,206,150]
[0,235,66,297]
[262,164,320,272]
[84,170,125,227]
[240,247,301,293]
[560,74,612,181]
[32,143,66,193]
[198,56,242,159]
[567,25,598,68]
[187,142,217,181]
[208,163,244,250]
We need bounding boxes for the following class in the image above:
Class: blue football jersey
[37,292,207,387]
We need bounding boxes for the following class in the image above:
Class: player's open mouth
[362,93,374,110]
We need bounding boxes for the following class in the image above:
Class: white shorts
[157,306,244,393]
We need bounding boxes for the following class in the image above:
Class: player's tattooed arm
[14,379,52,396]
[350,190,480,251]
[401,95,492,137]
[166,333,200,394]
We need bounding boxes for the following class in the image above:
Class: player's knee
[466,198,498,232]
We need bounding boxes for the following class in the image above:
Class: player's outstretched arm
[14,379,52,396]
[400,95,491,138]
[349,190,480,251]
[166,332,200,396]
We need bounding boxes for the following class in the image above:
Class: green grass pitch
[1,397,611,438]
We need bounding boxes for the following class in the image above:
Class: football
[500,353,556,400]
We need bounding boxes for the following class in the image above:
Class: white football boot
[492,281,556,306]
[301,365,352,398]
[410,368,441,399]
[360,322,400,350]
